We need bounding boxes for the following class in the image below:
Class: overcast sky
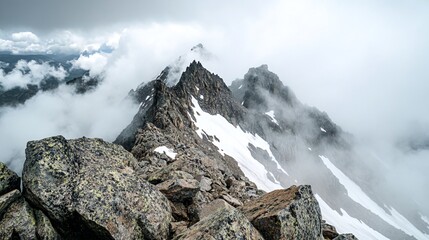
[1,1,429,206]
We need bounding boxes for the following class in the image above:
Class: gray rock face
[0,162,20,196]
[240,185,323,240]
[198,199,230,220]
[333,233,359,240]
[322,220,339,239]
[0,197,37,239]
[156,178,200,201]
[34,209,61,240]
[0,191,60,240]
[23,136,172,240]
[175,201,264,240]
[0,189,20,218]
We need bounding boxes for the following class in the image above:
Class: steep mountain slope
[229,65,429,240]
[116,56,429,239]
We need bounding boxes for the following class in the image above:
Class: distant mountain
[0,54,97,107]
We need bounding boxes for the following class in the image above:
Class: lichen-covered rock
[221,194,243,207]
[322,220,339,239]
[0,162,20,196]
[23,136,172,240]
[333,233,358,240]
[198,199,231,220]
[34,209,61,240]
[0,197,37,239]
[0,189,20,218]
[156,178,200,201]
[197,176,212,192]
[175,201,264,240]
[240,185,323,240]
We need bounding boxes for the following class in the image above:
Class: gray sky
[1,0,428,150]
[0,0,267,32]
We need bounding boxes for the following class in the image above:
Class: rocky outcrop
[240,185,323,240]
[0,162,20,196]
[175,200,264,240]
[0,195,59,240]
[322,221,340,239]
[333,233,358,240]
[22,136,172,239]
[0,197,38,239]
[0,189,20,218]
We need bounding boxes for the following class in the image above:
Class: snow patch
[190,96,287,191]
[265,110,279,125]
[308,147,312,151]
[238,84,243,89]
[316,194,389,240]
[154,146,177,159]
[320,155,429,240]
[199,94,204,100]
[320,127,327,132]
[145,95,150,100]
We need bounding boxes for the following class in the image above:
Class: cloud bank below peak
[0,30,121,55]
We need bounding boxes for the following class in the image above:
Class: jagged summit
[160,44,214,87]
[230,64,346,149]
[190,43,204,52]
[230,64,298,111]
[115,61,244,150]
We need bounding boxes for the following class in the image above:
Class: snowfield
[190,96,286,191]
[315,194,390,240]
[320,155,429,240]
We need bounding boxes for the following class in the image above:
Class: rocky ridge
[0,59,357,239]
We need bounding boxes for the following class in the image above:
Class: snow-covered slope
[319,155,429,240]
[190,96,285,191]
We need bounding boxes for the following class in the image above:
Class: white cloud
[0,61,9,68]
[0,60,67,90]
[0,30,123,54]
[71,53,109,77]
[11,32,39,43]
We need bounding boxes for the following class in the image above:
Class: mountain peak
[244,64,288,94]
[190,43,204,52]
[230,64,298,111]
